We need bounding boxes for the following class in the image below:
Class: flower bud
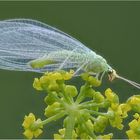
[65,85,78,97]
[94,116,108,133]
[44,102,61,117]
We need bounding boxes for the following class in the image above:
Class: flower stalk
[64,114,75,139]
[41,111,66,126]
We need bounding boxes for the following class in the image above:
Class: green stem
[80,100,95,106]
[87,110,107,116]
[79,102,105,109]
[51,92,66,107]
[69,95,74,103]
[90,116,96,122]
[63,92,72,104]
[64,114,75,139]
[61,88,72,104]
[76,84,88,104]
[78,116,96,138]
[31,111,66,130]
[59,92,74,103]
[41,111,66,126]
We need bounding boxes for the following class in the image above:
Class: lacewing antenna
[108,69,140,89]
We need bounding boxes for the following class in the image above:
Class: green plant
[22,70,140,139]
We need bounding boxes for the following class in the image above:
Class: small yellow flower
[94,91,105,103]
[108,108,124,130]
[105,88,119,104]
[97,133,113,140]
[65,85,78,97]
[126,130,137,139]
[107,103,130,130]
[22,113,43,139]
[33,78,43,91]
[127,95,140,113]
[126,113,140,139]
[88,76,101,87]
[45,102,61,117]
[104,89,131,131]
[93,116,108,133]
[133,113,140,119]
[105,88,114,100]
[62,70,74,80]
[46,70,74,81]
[51,72,63,80]
[81,73,101,87]
[54,128,65,140]
[22,113,36,129]
[54,128,77,140]
[85,119,94,130]
[128,95,140,104]
[118,103,131,118]
[108,104,128,130]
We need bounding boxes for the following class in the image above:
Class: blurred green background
[0,1,140,139]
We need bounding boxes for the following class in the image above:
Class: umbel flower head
[22,113,43,139]
[22,70,139,139]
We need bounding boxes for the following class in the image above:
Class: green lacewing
[0,19,139,89]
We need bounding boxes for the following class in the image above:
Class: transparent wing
[0,19,93,73]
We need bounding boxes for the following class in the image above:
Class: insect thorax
[84,53,109,74]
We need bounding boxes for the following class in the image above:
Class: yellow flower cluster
[126,113,140,139]
[81,73,101,87]
[107,103,130,130]
[44,70,74,80]
[22,113,43,139]
[105,88,131,129]
[33,70,74,91]
[105,88,119,104]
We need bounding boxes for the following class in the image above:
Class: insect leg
[89,72,98,76]
[74,61,89,76]
[89,71,105,82]
[100,71,106,81]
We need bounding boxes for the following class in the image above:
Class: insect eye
[108,69,113,74]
